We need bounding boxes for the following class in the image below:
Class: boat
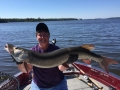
[0,62,120,90]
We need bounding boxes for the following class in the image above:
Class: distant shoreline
[0,18,78,23]
[0,17,120,23]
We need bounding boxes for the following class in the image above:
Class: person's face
[36,32,50,47]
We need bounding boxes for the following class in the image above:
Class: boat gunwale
[73,62,120,90]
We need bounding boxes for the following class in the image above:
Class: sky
[0,0,120,19]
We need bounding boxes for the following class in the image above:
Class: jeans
[31,78,68,90]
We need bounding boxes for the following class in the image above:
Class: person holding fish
[17,23,70,90]
[4,22,118,90]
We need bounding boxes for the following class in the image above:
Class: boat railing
[0,71,19,90]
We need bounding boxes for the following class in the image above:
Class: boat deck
[66,75,93,90]
[21,73,110,90]
[1,63,119,90]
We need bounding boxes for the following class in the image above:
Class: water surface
[0,19,120,76]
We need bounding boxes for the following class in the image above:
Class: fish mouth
[4,43,14,54]
[4,45,7,49]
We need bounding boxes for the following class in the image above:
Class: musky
[0,0,120,19]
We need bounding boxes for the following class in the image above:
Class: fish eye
[15,47,18,49]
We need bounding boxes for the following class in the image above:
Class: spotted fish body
[25,46,103,68]
[4,43,118,73]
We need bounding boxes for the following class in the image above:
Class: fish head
[4,43,28,62]
[4,43,14,53]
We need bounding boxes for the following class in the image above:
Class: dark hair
[36,23,50,35]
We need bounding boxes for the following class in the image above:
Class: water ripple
[0,19,120,76]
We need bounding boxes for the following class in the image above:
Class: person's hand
[10,55,23,64]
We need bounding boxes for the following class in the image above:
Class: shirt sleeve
[31,47,35,51]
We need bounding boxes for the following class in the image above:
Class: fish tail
[99,57,118,73]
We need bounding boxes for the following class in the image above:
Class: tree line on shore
[1,17,120,23]
[0,18,78,23]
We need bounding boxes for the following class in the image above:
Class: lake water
[0,19,120,76]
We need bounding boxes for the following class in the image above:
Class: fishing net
[0,71,19,90]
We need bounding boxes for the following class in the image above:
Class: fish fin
[81,44,95,50]
[62,63,69,68]
[99,57,118,73]
[82,59,91,64]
